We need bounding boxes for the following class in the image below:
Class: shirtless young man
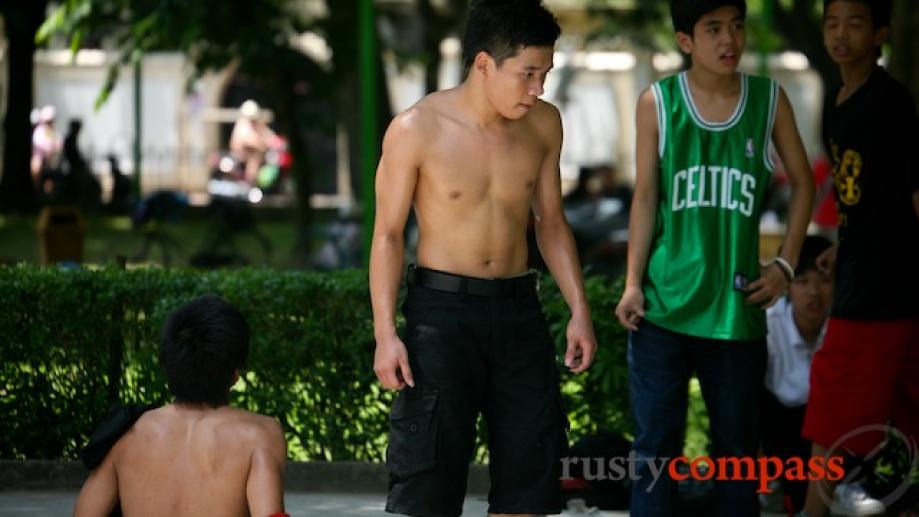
[73,295,287,517]
[369,1,597,515]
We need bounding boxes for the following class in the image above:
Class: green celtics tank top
[643,72,778,340]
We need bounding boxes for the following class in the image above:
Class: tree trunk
[419,0,441,94]
[889,0,919,106]
[275,84,314,263]
[0,2,47,213]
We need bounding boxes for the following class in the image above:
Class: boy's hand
[373,335,414,390]
[565,315,597,374]
[744,263,789,308]
[615,285,646,331]
[816,244,838,275]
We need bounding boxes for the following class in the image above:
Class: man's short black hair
[795,235,834,277]
[670,0,747,36]
[462,0,561,75]
[823,0,891,29]
[160,294,249,407]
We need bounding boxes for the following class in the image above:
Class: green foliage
[37,0,312,107]
[0,265,644,461]
[0,266,388,461]
[541,274,633,440]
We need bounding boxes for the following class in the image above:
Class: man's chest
[419,131,547,204]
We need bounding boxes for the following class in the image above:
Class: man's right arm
[73,453,118,517]
[615,88,660,331]
[369,110,422,390]
[246,418,287,517]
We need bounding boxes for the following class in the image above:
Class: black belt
[407,264,537,298]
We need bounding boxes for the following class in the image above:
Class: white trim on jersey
[678,71,749,132]
[764,80,780,172]
[651,82,666,159]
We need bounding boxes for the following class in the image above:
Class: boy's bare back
[75,405,285,517]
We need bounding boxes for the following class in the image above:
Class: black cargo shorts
[385,265,568,517]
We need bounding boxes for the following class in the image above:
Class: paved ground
[0,491,797,516]
[0,491,637,516]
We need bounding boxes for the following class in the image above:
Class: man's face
[823,1,884,66]
[483,46,554,120]
[678,6,746,75]
[789,268,834,327]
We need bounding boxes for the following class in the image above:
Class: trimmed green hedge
[0,265,630,460]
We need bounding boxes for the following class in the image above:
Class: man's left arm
[901,95,919,219]
[746,87,815,308]
[73,453,118,517]
[531,103,597,374]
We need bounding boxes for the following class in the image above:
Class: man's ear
[873,26,889,48]
[675,31,694,55]
[474,50,493,76]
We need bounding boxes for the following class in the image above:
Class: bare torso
[111,405,281,517]
[410,89,553,278]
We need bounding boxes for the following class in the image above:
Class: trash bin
[37,205,85,265]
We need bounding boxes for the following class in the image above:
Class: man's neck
[172,401,226,414]
[792,311,822,347]
[685,66,740,97]
[456,79,511,130]
[838,59,875,104]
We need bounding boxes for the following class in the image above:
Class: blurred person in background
[229,100,278,185]
[31,105,62,189]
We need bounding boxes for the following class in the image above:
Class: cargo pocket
[386,390,439,479]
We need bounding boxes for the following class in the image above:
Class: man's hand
[816,244,838,275]
[744,263,790,308]
[615,285,645,331]
[373,335,414,390]
[565,315,597,374]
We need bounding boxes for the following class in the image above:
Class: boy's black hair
[160,294,249,407]
[795,235,834,277]
[823,0,891,29]
[670,0,747,36]
[462,0,561,75]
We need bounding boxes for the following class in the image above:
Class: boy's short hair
[670,0,747,35]
[462,0,561,75]
[795,235,834,277]
[823,0,891,29]
[160,294,249,407]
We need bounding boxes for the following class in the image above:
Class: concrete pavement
[0,491,635,516]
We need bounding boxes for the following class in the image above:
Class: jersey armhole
[764,80,779,172]
[652,82,666,159]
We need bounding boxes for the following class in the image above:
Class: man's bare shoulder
[637,87,656,108]
[526,99,562,144]
[388,89,463,140]
[210,408,286,456]
[117,406,282,451]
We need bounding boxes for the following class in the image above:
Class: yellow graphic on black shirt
[832,146,862,206]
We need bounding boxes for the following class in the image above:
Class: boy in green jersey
[614,0,815,514]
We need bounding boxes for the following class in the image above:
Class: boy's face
[823,1,886,66]
[676,5,746,75]
[788,268,834,327]
[481,46,554,120]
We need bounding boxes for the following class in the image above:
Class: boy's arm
[532,103,597,374]
[369,112,421,390]
[73,453,118,517]
[615,88,659,331]
[903,95,919,219]
[745,86,815,307]
[246,419,287,517]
